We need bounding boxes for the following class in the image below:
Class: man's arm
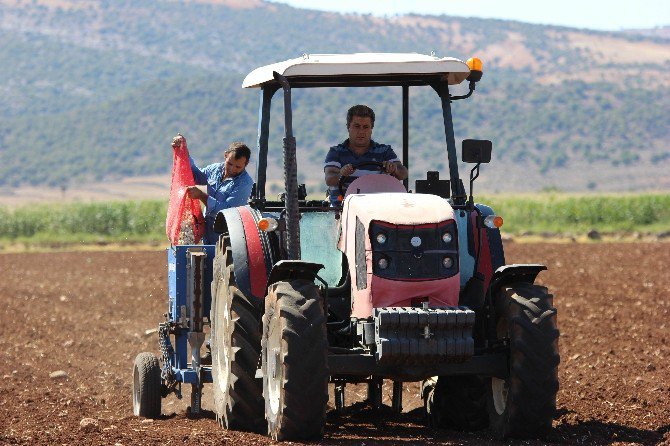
[171,134,208,185]
[324,166,340,187]
[189,157,208,186]
[325,164,355,187]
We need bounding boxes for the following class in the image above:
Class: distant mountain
[0,0,668,192]
[622,26,670,40]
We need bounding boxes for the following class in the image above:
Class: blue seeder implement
[162,244,216,412]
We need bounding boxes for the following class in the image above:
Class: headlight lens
[442,256,454,268]
[442,232,452,244]
[376,233,387,244]
[378,257,389,269]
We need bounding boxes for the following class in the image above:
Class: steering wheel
[338,161,386,198]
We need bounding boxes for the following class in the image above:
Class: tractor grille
[369,219,458,280]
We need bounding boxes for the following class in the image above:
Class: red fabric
[166,139,205,245]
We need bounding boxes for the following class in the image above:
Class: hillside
[0,0,668,193]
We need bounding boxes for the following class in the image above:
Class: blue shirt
[190,156,254,244]
[323,139,400,205]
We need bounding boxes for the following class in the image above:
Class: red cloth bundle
[166,136,205,245]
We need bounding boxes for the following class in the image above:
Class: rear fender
[213,206,278,300]
[486,264,547,343]
[266,260,324,293]
[488,264,547,301]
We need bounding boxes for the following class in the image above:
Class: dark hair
[225,142,251,161]
[346,104,375,129]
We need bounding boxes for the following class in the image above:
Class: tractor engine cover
[374,306,475,365]
[339,193,460,318]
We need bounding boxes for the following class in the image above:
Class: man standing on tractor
[172,135,254,245]
[324,104,408,205]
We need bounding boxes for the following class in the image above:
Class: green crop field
[0,193,668,249]
[480,193,670,234]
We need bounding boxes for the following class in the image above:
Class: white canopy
[242,53,471,88]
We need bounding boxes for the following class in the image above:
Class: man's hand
[326,164,355,187]
[186,186,207,204]
[382,161,408,180]
[340,164,355,177]
[172,133,185,150]
[382,160,398,176]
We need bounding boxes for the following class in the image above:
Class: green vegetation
[0,194,668,248]
[0,201,167,246]
[481,193,670,234]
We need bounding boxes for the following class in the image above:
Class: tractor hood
[338,193,455,251]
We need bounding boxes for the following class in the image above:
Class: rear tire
[132,352,161,418]
[487,282,560,439]
[211,238,265,432]
[262,280,329,441]
[423,375,488,431]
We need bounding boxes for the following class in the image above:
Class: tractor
[132,53,560,441]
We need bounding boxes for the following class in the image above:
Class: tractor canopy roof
[242,53,471,89]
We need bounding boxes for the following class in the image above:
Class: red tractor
[204,53,557,440]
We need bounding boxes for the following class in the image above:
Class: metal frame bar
[402,85,409,190]
[328,353,509,380]
[433,81,467,205]
[257,74,447,89]
[255,85,279,201]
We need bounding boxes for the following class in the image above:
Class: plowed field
[0,243,668,445]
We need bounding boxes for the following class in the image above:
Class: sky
[265,0,669,31]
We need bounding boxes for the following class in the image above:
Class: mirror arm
[468,163,481,210]
[450,80,476,101]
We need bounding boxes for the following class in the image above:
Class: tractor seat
[344,174,406,199]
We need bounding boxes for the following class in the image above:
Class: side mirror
[462,139,492,164]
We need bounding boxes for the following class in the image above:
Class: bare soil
[0,242,668,445]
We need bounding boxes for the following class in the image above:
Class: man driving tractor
[324,104,408,205]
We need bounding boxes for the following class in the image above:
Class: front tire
[262,280,329,441]
[132,352,161,418]
[487,282,560,439]
[210,238,265,432]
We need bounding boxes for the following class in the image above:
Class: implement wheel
[132,352,161,418]
[487,282,560,439]
[262,280,329,441]
[211,237,265,432]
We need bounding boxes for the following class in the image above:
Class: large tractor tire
[487,282,560,439]
[210,238,265,432]
[262,280,329,441]
[423,375,489,431]
[132,352,161,418]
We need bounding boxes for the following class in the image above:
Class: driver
[324,104,408,205]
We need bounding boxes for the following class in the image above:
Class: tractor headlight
[376,233,387,244]
[442,256,454,268]
[442,232,453,244]
[378,257,389,269]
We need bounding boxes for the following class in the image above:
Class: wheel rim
[132,365,140,416]
[492,306,510,416]
[267,312,282,416]
[491,377,508,415]
[216,293,233,403]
